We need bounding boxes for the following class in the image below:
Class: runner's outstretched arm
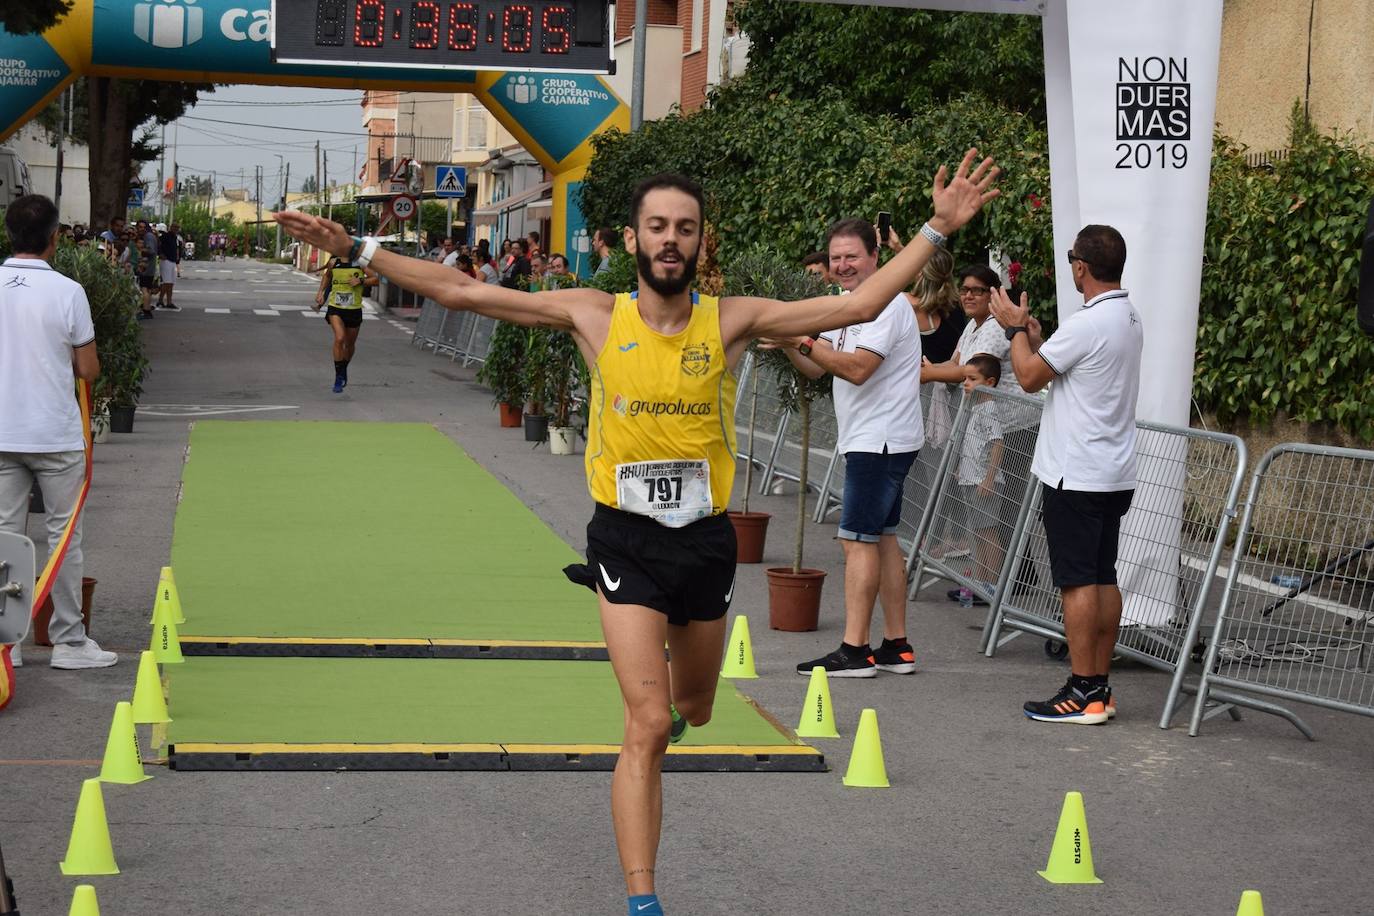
[273,210,609,332]
[724,149,1000,344]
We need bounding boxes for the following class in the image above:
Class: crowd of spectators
[781,216,1141,726]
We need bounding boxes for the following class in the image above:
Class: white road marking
[253,309,280,316]
[139,404,299,417]
[205,308,231,314]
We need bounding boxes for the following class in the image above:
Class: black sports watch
[798,336,816,356]
[1005,326,1028,341]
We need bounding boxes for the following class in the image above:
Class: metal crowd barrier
[767,398,839,499]
[462,315,497,366]
[412,298,447,350]
[1189,443,1374,739]
[899,386,1250,728]
[408,299,499,366]
[732,357,793,489]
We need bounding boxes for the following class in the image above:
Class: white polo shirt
[819,292,923,455]
[1031,289,1143,492]
[0,258,95,453]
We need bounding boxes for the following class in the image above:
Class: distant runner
[314,254,379,393]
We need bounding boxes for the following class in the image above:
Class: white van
[0,148,33,206]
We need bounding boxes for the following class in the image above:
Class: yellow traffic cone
[841,708,889,787]
[150,601,184,665]
[131,650,171,724]
[59,779,120,876]
[69,884,101,915]
[99,702,151,785]
[796,666,839,738]
[150,568,185,625]
[720,615,758,679]
[1236,890,1265,916]
[1038,791,1102,884]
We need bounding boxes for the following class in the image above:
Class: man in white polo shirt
[0,195,115,670]
[770,217,925,678]
[990,224,1142,724]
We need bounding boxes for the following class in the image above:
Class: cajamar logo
[680,343,710,377]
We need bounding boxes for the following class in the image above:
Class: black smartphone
[876,211,892,244]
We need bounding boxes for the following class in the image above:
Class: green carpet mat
[172,421,604,653]
[166,657,824,773]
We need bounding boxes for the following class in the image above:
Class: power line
[196,96,365,107]
[179,114,451,141]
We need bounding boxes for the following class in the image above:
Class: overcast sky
[140,84,372,197]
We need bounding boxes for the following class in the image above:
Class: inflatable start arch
[0,0,629,259]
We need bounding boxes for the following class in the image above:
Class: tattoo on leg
[626,868,655,877]
[641,679,657,687]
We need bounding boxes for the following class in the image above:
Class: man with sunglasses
[989,225,1142,725]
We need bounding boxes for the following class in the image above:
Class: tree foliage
[1196,111,1374,439]
[0,0,72,35]
[734,1,1045,121]
[582,93,1374,440]
[580,91,1055,307]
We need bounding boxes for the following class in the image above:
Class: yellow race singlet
[586,292,738,527]
[328,264,364,309]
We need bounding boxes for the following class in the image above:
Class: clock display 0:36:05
[315,0,582,54]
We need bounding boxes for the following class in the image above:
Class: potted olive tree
[476,320,528,428]
[722,249,829,572]
[724,249,832,629]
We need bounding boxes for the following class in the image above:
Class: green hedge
[580,92,1374,441]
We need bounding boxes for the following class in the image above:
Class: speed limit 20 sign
[389,194,418,221]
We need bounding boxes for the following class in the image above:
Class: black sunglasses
[1066,250,1093,267]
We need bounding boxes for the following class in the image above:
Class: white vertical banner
[1045,0,1223,625]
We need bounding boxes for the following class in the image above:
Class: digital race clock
[270,0,614,74]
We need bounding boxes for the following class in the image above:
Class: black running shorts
[1040,483,1134,588]
[326,306,364,328]
[564,504,737,627]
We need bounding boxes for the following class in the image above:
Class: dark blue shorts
[838,450,918,543]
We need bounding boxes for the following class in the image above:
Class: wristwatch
[1005,326,1028,341]
[798,336,816,356]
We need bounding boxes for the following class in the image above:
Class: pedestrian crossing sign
[435,166,467,199]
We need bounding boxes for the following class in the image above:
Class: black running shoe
[669,705,688,744]
[162,301,181,311]
[872,639,917,675]
[1024,679,1108,725]
[797,644,876,678]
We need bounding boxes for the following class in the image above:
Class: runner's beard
[636,246,699,298]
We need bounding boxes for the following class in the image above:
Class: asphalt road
[2,257,1371,915]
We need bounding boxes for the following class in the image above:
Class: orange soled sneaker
[1023,678,1108,725]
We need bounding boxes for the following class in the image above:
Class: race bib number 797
[615,459,712,528]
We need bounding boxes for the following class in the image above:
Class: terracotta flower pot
[728,511,771,564]
[766,567,826,631]
[498,402,522,427]
[32,577,97,647]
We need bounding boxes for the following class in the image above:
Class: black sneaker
[1023,679,1108,725]
[162,301,181,311]
[872,639,916,675]
[797,644,876,678]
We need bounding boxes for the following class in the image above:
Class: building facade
[1216,0,1374,153]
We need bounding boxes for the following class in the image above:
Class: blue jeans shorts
[838,449,918,543]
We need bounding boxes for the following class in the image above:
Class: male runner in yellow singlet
[275,149,998,915]
[314,254,380,393]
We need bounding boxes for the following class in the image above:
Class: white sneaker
[7,643,20,668]
[50,638,118,670]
